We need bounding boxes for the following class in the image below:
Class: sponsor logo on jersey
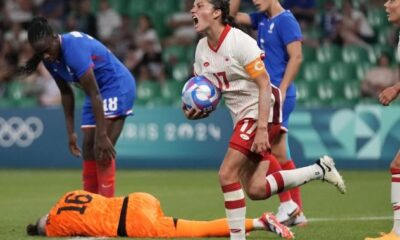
[240,134,250,141]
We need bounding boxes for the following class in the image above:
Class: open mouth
[193,16,199,26]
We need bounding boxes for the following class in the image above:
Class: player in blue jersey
[230,0,305,226]
[20,17,136,198]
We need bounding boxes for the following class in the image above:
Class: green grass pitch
[0,170,392,240]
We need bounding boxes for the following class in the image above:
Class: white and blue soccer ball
[182,75,221,113]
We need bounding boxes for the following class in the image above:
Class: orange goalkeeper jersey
[45,190,176,237]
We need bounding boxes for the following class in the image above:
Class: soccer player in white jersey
[184,0,346,239]
[365,1,400,239]
[230,0,305,226]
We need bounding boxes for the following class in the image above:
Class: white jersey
[193,25,281,126]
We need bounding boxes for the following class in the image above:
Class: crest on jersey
[203,62,210,67]
[268,23,275,34]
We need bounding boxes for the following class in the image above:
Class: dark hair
[18,17,55,75]
[209,0,238,28]
[26,223,39,236]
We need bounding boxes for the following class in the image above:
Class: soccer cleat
[286,211,308,227]
[316,155,346,194]
[365,231,400,239]
[275,200,301,224]
[259,212,295,239]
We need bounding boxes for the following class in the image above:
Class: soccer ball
[182,75,221,112]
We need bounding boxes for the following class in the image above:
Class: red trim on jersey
[222,182,242,193]
[225,199,246,209]
[391,168,400,175]
[208,25,231,53]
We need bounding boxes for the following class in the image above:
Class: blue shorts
[81,89,135,128]
[281,95,296,132]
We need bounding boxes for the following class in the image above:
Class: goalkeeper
[26,190,292,238]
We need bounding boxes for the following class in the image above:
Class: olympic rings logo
[0,117,43,148]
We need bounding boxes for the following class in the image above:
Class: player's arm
[379,81,400,106]
[246,58,271,153]
[252,71,271,154]
[79,69,116,160]
[54,78,81,157]
[280,41,302,102]
[229,0,252,26]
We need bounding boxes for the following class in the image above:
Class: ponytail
[210,0,239,28]
[26,223,39,236]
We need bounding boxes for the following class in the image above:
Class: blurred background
[0,0,399,170]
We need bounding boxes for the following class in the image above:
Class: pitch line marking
[308,216,392,222]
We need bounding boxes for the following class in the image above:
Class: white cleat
[286,211,308,227]
[275,200,301,224]
[317,155,346,194]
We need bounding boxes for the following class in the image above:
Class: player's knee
[218,168,237,185]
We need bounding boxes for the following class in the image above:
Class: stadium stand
[0,0,399,108]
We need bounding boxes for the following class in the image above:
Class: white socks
[222,182,246,240]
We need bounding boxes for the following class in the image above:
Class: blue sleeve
[277,15,303,46]
[43,62,60,80]
[63,38,93,79]
[249,12,261,30]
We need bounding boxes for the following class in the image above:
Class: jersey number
[70,31,94,40]
[57,193,93,215]
[213,72,229,90]
[103,97,118,112]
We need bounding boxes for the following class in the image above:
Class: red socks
[82,159,115,197]
[282,160,302,209]
[97,159,116,197]
[82,160,98,193]
[267,155,292,202]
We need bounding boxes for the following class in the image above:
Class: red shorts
[229,118,281,161]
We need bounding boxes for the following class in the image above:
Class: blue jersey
[43,31,135,96]
[43,31,136,127]
[250,10,302,97]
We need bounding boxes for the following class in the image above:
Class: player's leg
[267,150,300,224]
[219,148,248,240]
[97,90,133,197]
[172,216,293,238]
[172,218,254,237]
[390,150,400,237]
[81,129,97,193]
[273,95,305,225]
[365,150,400,240]
[96,117,126,197]
[242,154,346,199]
